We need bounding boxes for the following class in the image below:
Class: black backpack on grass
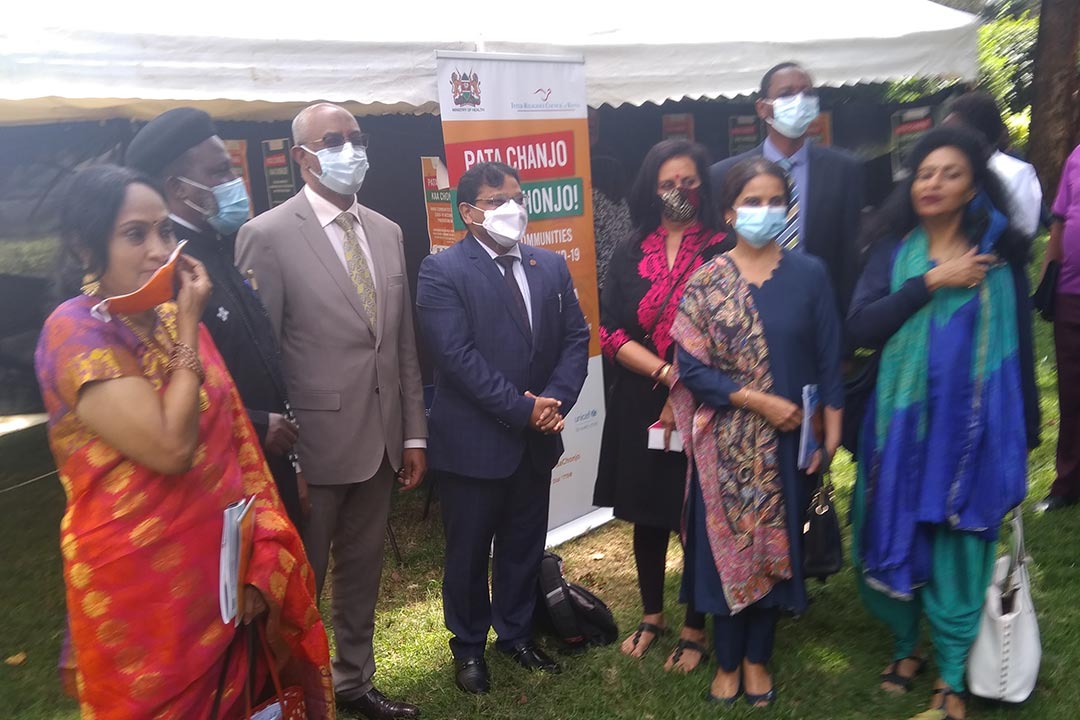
[533,551,618,652]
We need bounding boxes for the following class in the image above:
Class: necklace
[83,281,175,358]
[118,309,176,360]
[82,282,208,411]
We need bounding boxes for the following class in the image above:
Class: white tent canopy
[0,0,978,125]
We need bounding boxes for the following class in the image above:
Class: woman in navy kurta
[670,158,843,707]
[680,250,844,614]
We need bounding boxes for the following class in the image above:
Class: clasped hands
[525,391,565,434]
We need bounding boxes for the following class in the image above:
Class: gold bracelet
[740,389,751,409]
[652,362,672,389]
[168,341,205,384]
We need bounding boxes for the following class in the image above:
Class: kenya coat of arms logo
[451,71,481,107]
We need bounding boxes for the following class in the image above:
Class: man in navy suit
[711,62,865,314]
[416,162,590,694]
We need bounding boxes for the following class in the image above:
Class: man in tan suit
[236,103,426,720]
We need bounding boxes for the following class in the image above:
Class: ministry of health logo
[451,71,481,107]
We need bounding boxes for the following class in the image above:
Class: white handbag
[967,510,1041,703]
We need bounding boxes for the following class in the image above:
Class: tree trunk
[1028,0,1080,199]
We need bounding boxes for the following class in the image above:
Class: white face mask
[470,200,529,249]
[766,92,820,139]
[304,142,369,196]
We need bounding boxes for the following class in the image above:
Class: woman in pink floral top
[594,139,731,672]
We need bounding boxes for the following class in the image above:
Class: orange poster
[421,156,457,252]
[436,51,606,536]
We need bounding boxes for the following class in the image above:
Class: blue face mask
[734,206,789,247]
[179,176,251,235]
[305,142,369,196]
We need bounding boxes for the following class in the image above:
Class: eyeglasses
[769,88,818,100]
[657,177,701,193]
[308,131,369,151]
[474,194,527,208]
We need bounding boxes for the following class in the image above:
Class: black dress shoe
[1035,495,1077,513]
[336,687,421,719]
[499,641,561,674]
[454,656,490,694]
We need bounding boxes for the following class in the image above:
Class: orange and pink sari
[35,295,334,719]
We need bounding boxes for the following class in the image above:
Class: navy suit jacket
[710,142,865,314]
[416,234,590,480]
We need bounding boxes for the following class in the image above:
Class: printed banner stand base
[546,507,614,549]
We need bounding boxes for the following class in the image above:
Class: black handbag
[803,471,843,581]
[1032,260,1060,322]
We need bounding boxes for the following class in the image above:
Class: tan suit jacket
[236,190,426,486]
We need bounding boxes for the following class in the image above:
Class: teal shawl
[859,195,1028,598]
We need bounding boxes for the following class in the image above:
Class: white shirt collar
[304,184,361,229]
[473,235,523,263]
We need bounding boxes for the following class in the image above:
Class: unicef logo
[574,408,599,424]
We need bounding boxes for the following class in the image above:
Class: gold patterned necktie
[334,212,377,329]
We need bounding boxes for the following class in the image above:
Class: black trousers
[439,452,551,661]
[1052,293,1080,501]
[634,524,706,629]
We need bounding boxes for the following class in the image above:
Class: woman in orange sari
[35,165,334,719]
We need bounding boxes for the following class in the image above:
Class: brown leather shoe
[336,687,420,719]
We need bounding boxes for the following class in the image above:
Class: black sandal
[926,687,966,720]
[880,655,928,693]
[628,622,667,656]
[669,638,710,672]
[706,685,742,706]
[744,686,777,708]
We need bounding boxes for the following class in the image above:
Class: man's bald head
[291,103,357,147]
[290,103,367,204]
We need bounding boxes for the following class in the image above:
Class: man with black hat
[125,107,307,527]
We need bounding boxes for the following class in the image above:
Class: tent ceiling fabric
[0,0,978,125]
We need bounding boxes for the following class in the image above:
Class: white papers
[219,495,255,624]
[798,384,820,470]
[647,422,684,452]
[250,703,284,720]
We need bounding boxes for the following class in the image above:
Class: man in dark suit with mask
[416,162,590,694]
[711,62,865,314]
[126,107,305,526]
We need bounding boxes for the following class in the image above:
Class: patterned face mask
[660,186,700,223]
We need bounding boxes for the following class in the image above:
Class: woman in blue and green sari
[848,126,1040,720]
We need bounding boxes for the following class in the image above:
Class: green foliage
[882,77,957,105]
[887,4,1038,123]
[983,0,1042,20]
[0,237,58,278]
[1005,106,1032,153]
[978,12,1040,113]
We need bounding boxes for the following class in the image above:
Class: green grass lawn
[3,264,1077,719]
